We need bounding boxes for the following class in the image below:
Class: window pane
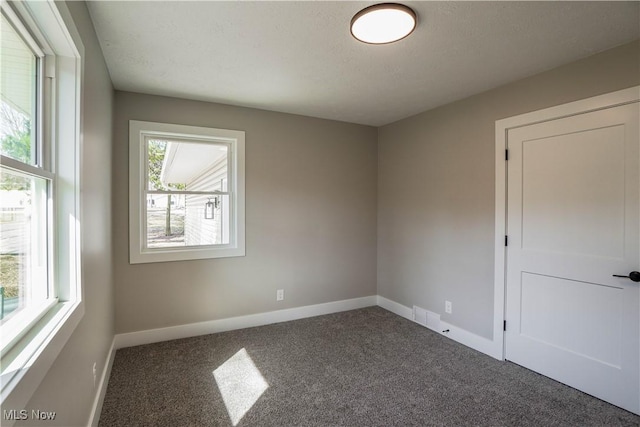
[0,168,48,323]
[145,138,231,249]
[147,139,228,191]
[146,193,231,248]
[0,14,37,165]
[184,194,229,246]
[146,194,185,248]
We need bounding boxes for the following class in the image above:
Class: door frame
[492,86,640,361]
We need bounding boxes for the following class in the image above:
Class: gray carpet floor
[99,307,640,426]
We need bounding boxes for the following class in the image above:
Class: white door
[505,102,640,414]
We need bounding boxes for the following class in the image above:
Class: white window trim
[129,120,246,264]
[0,0,83,418]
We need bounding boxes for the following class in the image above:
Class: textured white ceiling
[87,1,640,126]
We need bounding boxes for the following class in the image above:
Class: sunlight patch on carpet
[213,348,269,426]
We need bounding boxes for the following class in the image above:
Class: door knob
[612,271,640,282]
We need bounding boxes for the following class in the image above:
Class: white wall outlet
[276,289,284,301]
[445,300,452,314]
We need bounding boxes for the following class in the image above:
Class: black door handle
[613,271,640,282]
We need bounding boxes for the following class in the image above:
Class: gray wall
[22,2,115,426]
[377,40,640,339]
[113,93,378,333]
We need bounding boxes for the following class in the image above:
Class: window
[129,121,245,263]
[0,8,54,350]
[1,0,82,409]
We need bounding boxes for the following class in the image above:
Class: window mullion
[41,55,55,172]
[147,190,230,196]
[0,155,54,181]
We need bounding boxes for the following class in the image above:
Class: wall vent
[413,305,441,332]
[413,306,428,326]
[426,310,441,332]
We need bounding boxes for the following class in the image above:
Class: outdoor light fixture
[350,3,416,44]
[205,197,219,220]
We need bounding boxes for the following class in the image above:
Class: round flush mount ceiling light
[350,3,417,44]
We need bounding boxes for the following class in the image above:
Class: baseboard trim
[376,296,502,360]
[439,320,501,359]
[113,294,502,358]
[376,296,413,320]
[114,295,378,349]
[88,337,116,426]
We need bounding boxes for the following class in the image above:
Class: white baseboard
[87,337,116,426]
[376,296,413,320]
[113,293,501,358]
[376,296,502,360]
[114,295,378,349]
[439,320,501,360]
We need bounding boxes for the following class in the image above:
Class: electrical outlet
[276,289,284,301]
[92,362,97,387]
[445,300,452,314]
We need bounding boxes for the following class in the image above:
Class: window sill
[131,245,246,264]
[0,300,84,418]
[1,299,59,357]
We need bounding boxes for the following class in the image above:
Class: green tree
[147,139,167,190]
[1,103,32,191]
[1,131,31,163]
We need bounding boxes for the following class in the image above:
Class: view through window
[145,138,230,249]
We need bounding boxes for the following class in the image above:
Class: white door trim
[493,86,640,361]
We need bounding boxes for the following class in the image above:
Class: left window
[1,0,83,413]
[1,3,54,355]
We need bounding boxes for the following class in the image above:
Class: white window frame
[0,0,83,417]
[129,120,245,264]
[0,3,54,355]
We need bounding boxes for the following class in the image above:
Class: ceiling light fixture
[350,3,417,45]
